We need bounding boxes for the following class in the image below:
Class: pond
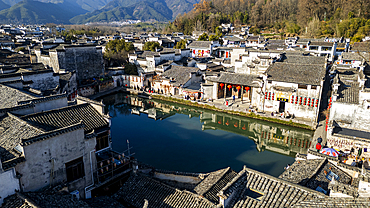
[103,93,313,177]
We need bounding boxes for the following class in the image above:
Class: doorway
[279,101,285,113]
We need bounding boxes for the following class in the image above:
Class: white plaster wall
[160,53,175,62]
[154,172,201,184]
[0,168,20,206]
[16,128,96,197]
[358,180,370,197]
[23,72,59,90]
[34,97,68,113]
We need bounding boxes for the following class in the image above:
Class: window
[298,84,306,89]
[322,47,332,51]
[66,157,85,182]
[96,132,110,151]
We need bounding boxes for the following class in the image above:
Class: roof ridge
[18,93,67,105]
[21,103,89,119]
[0,103,35,113]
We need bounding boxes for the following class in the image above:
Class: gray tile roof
[161,65,199,87]
[188,41,213,49]
[0,113,44,170]
[281,159,354,195]
[266,62,326,85]
[279,159,326,185]
[350,42,370,52]
[21,103,109,133]
[59,72,73,90]
[336,74,360,104]
[293,197,370,208]
[309,41,334,47]
[341,52,365,61]
[283,55,326,65]
[333,126,370,140]
[0,84,37,109]
[224,166,326,208]
[194,167,237,204]
[206,72,261,87]
[113,173,216,208]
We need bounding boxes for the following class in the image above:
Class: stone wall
[64,46,104,80]
[16,128,96,198]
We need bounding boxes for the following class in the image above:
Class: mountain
[1,0,112,11]
[0,1,10,11]
[0,0,87,24]
[70,0,199,24]
[165,0,196,19]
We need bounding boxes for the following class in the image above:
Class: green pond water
[103,93,313,177]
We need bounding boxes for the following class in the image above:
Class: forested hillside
[167,0,370,40]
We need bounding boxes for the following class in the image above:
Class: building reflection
[104,94,313,157]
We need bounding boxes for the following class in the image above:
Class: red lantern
[220,83,224,88]
[236,86,241,91]
[245,87,250,91]
[227,85,232,89]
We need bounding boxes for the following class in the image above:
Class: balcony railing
[95,149,133,184]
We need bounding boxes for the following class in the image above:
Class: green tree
[124,63,138,75]
[104,39,134,67]
[174,39,187,49]
[198,33,209,41]
[144,41,162,51]
[106,39,133,54]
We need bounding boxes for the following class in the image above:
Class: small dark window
[96,132,109,151]
[66,157,85,182]
[298,84,306,89]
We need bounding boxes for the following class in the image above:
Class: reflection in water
[103,93,313,177]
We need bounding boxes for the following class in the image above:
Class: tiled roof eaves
[18,94,67,105]
[2,156,26,171]
[22,122,84,146]
[0,103,34,113]
[85,131,97,140]
[0,69,53,78]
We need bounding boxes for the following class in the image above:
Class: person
[358,148,362,157]
[364,159,370,169]
[358,159,363,168]
[233,95,235,103]
[351,160,357,166]
[284,164,290,170]
[317,136,322,144]
[316,142,322,152]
